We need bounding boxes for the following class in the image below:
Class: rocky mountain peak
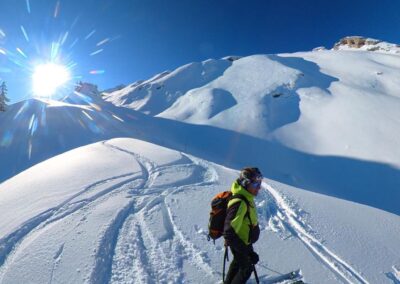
[332,36,400,54]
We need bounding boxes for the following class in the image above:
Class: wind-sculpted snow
[102,59,232,116]
[158,55,308,137]
[0,138,399,283]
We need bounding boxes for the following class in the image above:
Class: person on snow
[223,167,262,284]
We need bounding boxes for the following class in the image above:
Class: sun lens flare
[32,63,70,97]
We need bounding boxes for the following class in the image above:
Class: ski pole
[222,246,229,282]
[257,262,284,275]
[252,264,260,284]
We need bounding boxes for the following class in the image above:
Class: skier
[223,167,262,284]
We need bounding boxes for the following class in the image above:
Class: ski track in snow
[104,142,217,283]
[0,140,371,283]
[261,183,369,284]
[0,172,137,267]
[0,173,143,283]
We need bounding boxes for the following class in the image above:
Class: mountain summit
[332,36,400,53]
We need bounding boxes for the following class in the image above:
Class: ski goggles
[251,180,262,189]
[254,173,263,181]
[251,175,263,188]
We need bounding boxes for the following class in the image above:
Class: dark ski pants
[224,246,253,284]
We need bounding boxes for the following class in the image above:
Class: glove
[249,251,259,264]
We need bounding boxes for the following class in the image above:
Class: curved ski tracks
[263,184,369,284]
[103,142,217,283]
[0,172,139,266]
[0,141,370,283]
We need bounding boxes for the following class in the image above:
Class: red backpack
[207,191,250,241]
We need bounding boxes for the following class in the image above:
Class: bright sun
[32,63,71,97]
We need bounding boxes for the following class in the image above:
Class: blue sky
[1,0,400,102]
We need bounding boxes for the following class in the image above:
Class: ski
[261,269,304,284]
[392,265,400,282]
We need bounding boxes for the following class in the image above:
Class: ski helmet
[238,167,263,188]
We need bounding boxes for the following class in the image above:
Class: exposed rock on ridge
[332,36,400,53]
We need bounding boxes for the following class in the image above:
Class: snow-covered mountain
[103,43,400,167]
[103,44,400,162]
[102,44,400,215]
[1,37,400,283]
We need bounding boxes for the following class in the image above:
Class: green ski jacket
[223,181,260,250]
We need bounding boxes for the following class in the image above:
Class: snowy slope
[2,91,400,218]
[0,138,399,284]
[101,46,400,215]
[0,95,131,183]
[102,59,232,116]
[103,47,400,169]
[159,52,400,169]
